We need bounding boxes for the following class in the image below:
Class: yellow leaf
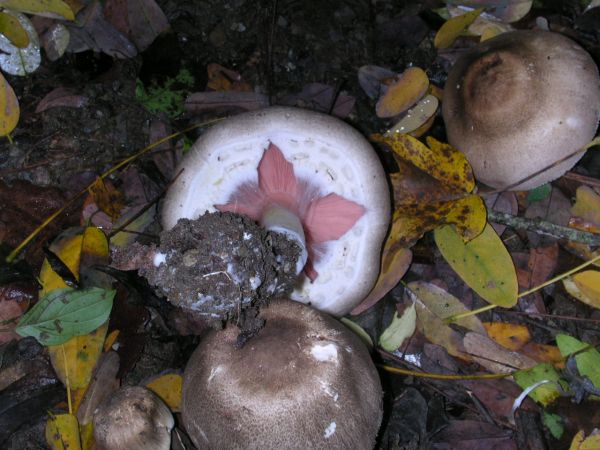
[2,0,75,20]
[0,72,19,137]
[571,185,600,227]
[374,133,475,193]
[45,413,81,450]
[563,270,600,309]
[434,8,484,49]
[78,422,94,450]
[146,373,183,412]
[570,429,600,450]
[408,281,487,334]
[376,67,429,118]
[0,11,29,47]
[483,322,531,350]
[87,178,124,221]
[103,329,119,351]
[385,94,438,136]
[434,223,518,307]
[379,303,416,352]
[39,231,83,294]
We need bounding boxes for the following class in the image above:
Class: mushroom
[181,299,383,449]
[93,386,174,450]
[163,106,390,316]
[442,30,600,190]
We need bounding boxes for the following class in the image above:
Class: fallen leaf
[431,419,515,449]
[35,87,88,113]
[357,65,396,100]
[514,363,562,406]
[385,94,438,136]
[569,429,600,450]
[556,334,600,389]
[379,303,417,352]
[0,12,41,76]
[0,72,19,136]
[483,322,531,351]
[87,178,124,221]
[435,223,518,308]
[570,185,600,228]
[39,21,71,61]
[3,0,75,20]
[145,372,183,412]
[375,67,429,118]
[434,8,483,49]
[45,413,81,450]
[563,271,600,309]
[206,63,251,92]
[76,350,120,425]
[464,332,537,373]
[125,0,169,51]
[0,11,29,48]
[446,1,533,23]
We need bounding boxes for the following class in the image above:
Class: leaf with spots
[0,72,19,136]
[434,223,518,307]
[45,413,81,450]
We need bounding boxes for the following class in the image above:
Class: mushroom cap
[181,299,383,449]
[162,106,391,316]
[442,30,600,190]
[93,386,174,450]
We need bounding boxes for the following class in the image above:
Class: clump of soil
[114,212,300,325]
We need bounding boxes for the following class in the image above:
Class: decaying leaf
[463,331,537,373]
[0,72,19,136]
[87,178,125,221]
[434,223,518,308]
[483,322,531,351]
[563,270,600,309]
[434,8,483,49]
[45,413,81,450]
[375,67,429,118]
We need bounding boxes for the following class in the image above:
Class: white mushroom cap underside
[163,107,391,316]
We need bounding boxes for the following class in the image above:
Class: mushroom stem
[261,203,308,274]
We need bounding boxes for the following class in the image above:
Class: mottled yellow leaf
[45,413,81,450]
[408,281,486,333]
[563,270,600,309]
[434,223,518,307]
[0,72,19,136]
[434,8,483,49]
[376,67,429,118]
[146,373,183,412]
[2,0,75,20]
[483,322,531,350]
[374,133,475,192]
[0,11,29,48]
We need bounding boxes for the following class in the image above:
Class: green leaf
[527,183,551,203]
[556,334,600,389]
[434,223,518,307]
[15,287,115,346]
[514,363,562,406]
[378,303,416,352]
[542,412,564,440]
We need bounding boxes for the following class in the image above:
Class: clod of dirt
[118,212,300,324]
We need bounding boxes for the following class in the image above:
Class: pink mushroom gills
[442,30,600,190]
[162,106,391,316]
[181,299,383,449]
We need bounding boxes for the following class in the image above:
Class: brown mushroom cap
[442,30,600,190]
[181,299,383,449]
[93,386,174,450]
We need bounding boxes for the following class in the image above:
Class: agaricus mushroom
[181,299,383,449]
[163,106,390,316]
[93,386,174,450]
[442,30,600,190]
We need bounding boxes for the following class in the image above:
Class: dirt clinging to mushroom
[137,212,300,325]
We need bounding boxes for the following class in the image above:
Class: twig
[488,210,600,245]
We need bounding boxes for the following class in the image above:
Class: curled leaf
[434,8,484,49]
[376,67,429,118]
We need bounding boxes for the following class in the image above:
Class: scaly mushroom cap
[162,107,390,316]
[443,30,600,190]
[181,299,383,449]
[93,386,174,450]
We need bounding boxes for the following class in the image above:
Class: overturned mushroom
[93,386,174,450]
[443,30,600,190]
[163,107,390,316]
[181,299,383,449]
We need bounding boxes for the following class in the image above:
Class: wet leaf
[514,363,562,406]
[15,287,115,346]
[146,372,183,412]
[385,94,438,136]
[2,0,74,20]
[434,8,483,49]
[351,244,412,315]
[379,303,416,352]
[563,271,600,309]
[0,11,29,48]
[45,413,81,450]
[556,334,600,389]
[0,12,41,76]
[483,322,530,351]
[570,430,600,450]
[434,223,518,308]
[376,67,429,118]
[0,72,19,136]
